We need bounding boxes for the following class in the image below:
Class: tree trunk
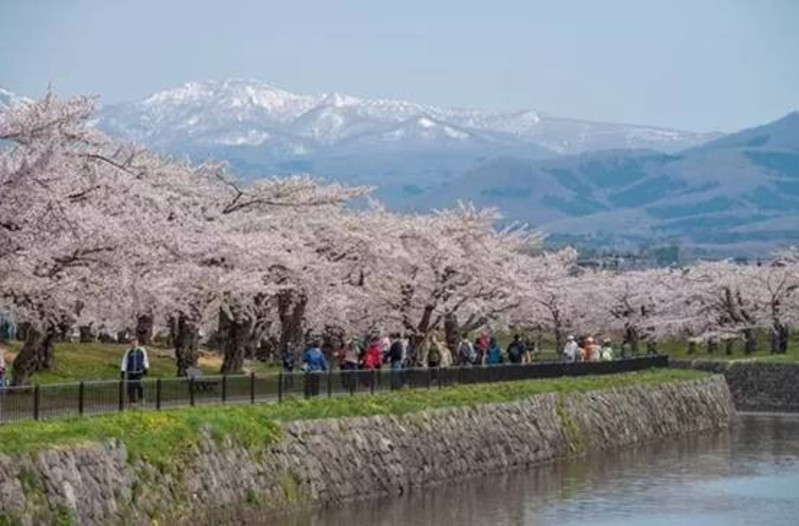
[171,313,199,377]
[687,340,697,355]
[707,338,718,354]
[11,323,58,386]
[742,328,757,355]
[135,313,154,345]
[778,325,789,354]
[554,327,564,356]
[772,322,789,354]
[646,340,658,355]
[278,291,307,361]
[444,313,461,358]
[724,339,734,356]
[625,325,639,354]
[219,307,252,374]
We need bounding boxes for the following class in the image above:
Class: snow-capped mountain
[97,79,717,156]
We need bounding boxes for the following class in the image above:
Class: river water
[282,413,799,526]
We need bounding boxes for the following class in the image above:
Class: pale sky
[1,0,797,132]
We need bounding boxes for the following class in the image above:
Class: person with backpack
[486,337,503,365]
[338,339,360,392]
[507,334,525,365]
[388,334,405,389]
[458,336,476,366]
[302,340,328,397]
[120,338,149,404]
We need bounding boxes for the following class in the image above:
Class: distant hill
[411,112,799,255]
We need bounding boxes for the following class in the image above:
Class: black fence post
[33,384,41,420]
[221,375,228,404]
[189,377,195,406]
[327,369,333,398]
[250,372,255,404]
[118,379,125,412]
[278,371,284,403]
[78,381,85,416]
[156,378,162,410]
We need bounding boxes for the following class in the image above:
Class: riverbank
[671,359,799,412]
[292,413,799,526]
[0,370,732,525]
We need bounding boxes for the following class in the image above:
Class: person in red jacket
[363,338,383,370]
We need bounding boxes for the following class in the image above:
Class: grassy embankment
[1,342,279,384]
[0,368,707,462]
[659,333,799,363]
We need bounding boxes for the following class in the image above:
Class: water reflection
[281,414,799,526]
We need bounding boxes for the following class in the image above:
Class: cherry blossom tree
[341,204,543,360]
[0,93,204,383]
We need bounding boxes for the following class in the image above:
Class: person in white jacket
[563,335,579,362]
[120,338,150,403]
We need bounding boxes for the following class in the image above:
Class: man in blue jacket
[303,341,328,397]
[120,338,149,404]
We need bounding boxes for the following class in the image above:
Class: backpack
[126,348,145,374]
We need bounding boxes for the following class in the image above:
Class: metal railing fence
[0,355,669,424]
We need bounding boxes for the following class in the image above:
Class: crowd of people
[561,335,617,362]
[281,330,632,397]
[288,329,630,376]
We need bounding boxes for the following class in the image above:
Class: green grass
[659,334,799,363]
[2,342,279,384]
[0,368,706,462]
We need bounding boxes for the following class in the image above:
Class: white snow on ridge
[84,79,719,154]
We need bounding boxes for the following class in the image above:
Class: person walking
[584,337,600,362]
[474,336,487,365]
[363,338,383,370]
[427,338,441,369]
[302,341,328,397]
[563,335,579,362]
[486,337,503,365]
[339,339,360,392]
[600,338,615,361]
[457,336,476,366]
[432,336,453,368]
[507,334,525,365]
[388,334,405,389]
[120,338,149,404]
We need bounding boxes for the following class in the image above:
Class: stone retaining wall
[671,359,799,412]
[0,376,735,525]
